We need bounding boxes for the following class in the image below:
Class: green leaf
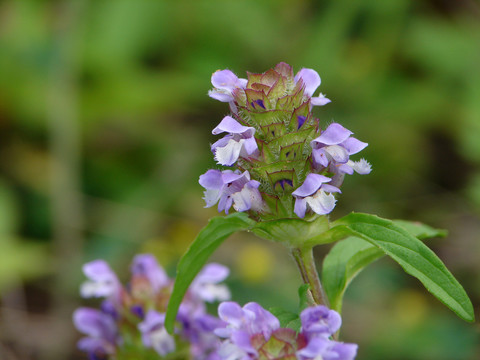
[322,220,446,313]
[393,219,447,239]
[327,212,474,322]
[322,237,382,312]
[165,213,255,333]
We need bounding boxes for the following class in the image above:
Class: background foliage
[0,0,479,359]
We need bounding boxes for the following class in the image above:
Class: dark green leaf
[327,213,474,322]
[165,213,255,333]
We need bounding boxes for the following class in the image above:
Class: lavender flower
[300,305,342,339]
[190,263,231,303]
[311,123,371,186]
[199,169,264,214]
[211,116,258,166]
[215,301,280,359]
[294,68,331,107]
[130,253,170,293]
[73,307,119,358]
[80,260,122,303]
[297,337,358,360]
[138,310,176,356]
[208,70,248,103]
[292,174,341,218]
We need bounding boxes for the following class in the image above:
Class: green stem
[291,247,330,308]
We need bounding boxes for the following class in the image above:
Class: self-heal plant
[165,63,475,358]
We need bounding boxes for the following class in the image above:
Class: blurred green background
[0,0,479,359]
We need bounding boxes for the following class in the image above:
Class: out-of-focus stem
[47,0,86,359]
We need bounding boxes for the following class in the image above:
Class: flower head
[202,63,370,220]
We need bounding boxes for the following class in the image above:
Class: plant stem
[291,247,330,308]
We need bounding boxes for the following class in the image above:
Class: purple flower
[73,307,119,358]
[199,169,264,214]
[300,306,342,339]
[178,311,226,359]
[130,254,169,293]
[214,302,280,358]
[297,306,357,360]
[294,68,331,107]
[211,116,258,166]
[311,123,370,177]
[190,263,231,303]
[297,336,358,360]
[208,70,247,103]
[292,174,341,218]
[138,310,176,356]
[80,260,122,302]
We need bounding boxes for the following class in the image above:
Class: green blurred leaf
[324,213,474,322]
[165,212,256,333]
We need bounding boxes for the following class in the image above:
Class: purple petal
[341,137,368,155]
[311,94,331,106]
[295,68,321,97]
[294,197,308,218]
[80,260,120,299]
[243,137,259,155]
[73,307,117,341]
[300,305,342,338]
[212,116,254,136]
[131,254,169,292]
[138,310,175,356]
[217,302,244,330]
[312,148,330,168]
[329,342,358,360]
[222,170,248,184]
[211,70,240,91]
[208,90,234,102]
[77,337,114,355]
[195,263,230,284]
[199,169,224,190]
[243,302,280,338]
[292,174,332,198]
[231,331,257,356]
[312,123,353,146]
[191,264,231,302]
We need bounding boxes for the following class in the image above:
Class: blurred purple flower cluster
[201,63,371,219]
[73,255,357,359]
[213,302,357,360]
[73,254,230,359]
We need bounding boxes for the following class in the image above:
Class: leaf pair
[165,212,474,334]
